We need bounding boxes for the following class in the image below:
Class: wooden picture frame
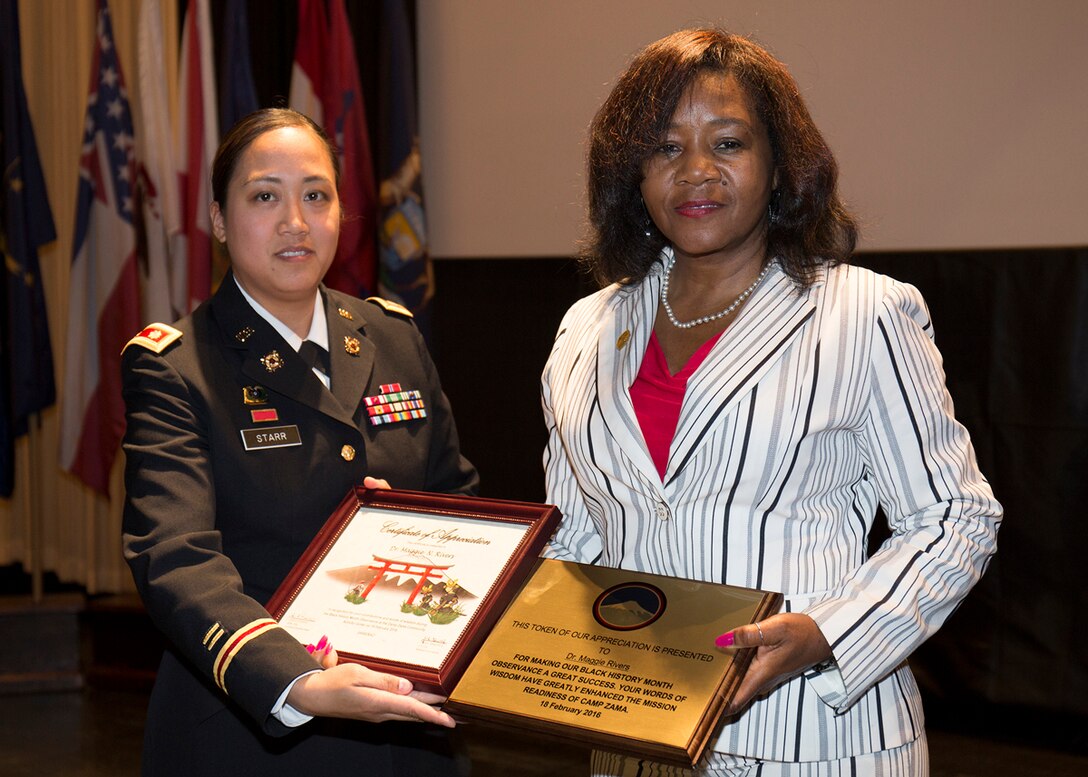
[266,487,560,695]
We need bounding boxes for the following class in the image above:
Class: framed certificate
[265,487,560,695]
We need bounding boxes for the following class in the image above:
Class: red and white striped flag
[175,0,218,313]
[290,0,379,297]
[59,0,143,494]
[288,0,327,126]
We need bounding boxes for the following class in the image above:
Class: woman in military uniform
[121,108,478,775]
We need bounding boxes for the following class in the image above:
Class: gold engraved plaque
[446,559,782,765]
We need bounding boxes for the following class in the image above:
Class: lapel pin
[243,386,269,405]
[338,307,354,320]
[235,326,256,342]
[344,336,361,356]
[617,330,631,349]
[260,351,285,373]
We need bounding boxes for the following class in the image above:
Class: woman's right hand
[288,644,454,727]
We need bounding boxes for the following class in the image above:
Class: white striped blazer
[541,254,1001,762]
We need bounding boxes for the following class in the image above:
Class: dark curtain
[433,249,1088,724]
[854,249,1088,717]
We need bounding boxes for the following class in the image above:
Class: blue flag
[1,0,58,496]
[218,0,260,134]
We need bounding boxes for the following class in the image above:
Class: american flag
[59,0,142,495]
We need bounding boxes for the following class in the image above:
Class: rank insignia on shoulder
[365,296,413,318]
[123,323,183,354]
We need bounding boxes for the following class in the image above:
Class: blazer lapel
[595,262,666,490]
[666,262,817,483]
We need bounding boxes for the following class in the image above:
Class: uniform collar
[232,275,329,352]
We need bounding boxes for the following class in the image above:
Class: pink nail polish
[715,632,735,648]
[305,644,316,654]
[315,635,328,651]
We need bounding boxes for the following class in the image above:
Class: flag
[377,0,433,334]
[288,0,327,126]
[218,0,259,133]
[176,0,218,313]
[59,0,143,495]
[0,0,58,496]
[323,0,379,296]
[135,0,179,323]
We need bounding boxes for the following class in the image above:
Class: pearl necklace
[660,256,770,329]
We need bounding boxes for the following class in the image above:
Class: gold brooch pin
[260,351,284,372]
[344,336,361,356]
[617,330,631,349]
[338,307,354,321]
[235,326,256,342]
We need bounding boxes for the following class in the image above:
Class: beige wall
[418,0,1088,257]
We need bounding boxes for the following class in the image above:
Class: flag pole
[27,413,43,604]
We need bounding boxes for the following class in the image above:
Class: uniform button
[654,501,670,521]
[340,445,356,461]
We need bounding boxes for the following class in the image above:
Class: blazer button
[340,445,356,461]
[654,501,670,521]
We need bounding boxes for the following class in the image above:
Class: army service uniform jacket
[121,274,477,774]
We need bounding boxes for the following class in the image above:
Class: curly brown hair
[583,28,857,288]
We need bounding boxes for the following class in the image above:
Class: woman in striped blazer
[542,29,1001,777]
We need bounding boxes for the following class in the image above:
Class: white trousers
[591,731,928,777]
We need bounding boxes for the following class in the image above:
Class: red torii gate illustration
[358,556,452,603]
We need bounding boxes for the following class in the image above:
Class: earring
[641,199,653,238]
[768,189,781,225]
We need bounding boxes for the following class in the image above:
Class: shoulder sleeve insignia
[123,323,184,354]
[365,296,414,318]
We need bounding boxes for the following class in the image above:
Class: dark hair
[583,28,857,287]
[211,108,340,211]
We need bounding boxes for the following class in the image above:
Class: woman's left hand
[716,613,832,714]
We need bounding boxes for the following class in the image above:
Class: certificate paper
[277,507,530,666]
[267,488,560,693]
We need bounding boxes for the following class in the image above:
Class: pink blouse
[630,330,722,480]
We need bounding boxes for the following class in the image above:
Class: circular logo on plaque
[592,582,667,631]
